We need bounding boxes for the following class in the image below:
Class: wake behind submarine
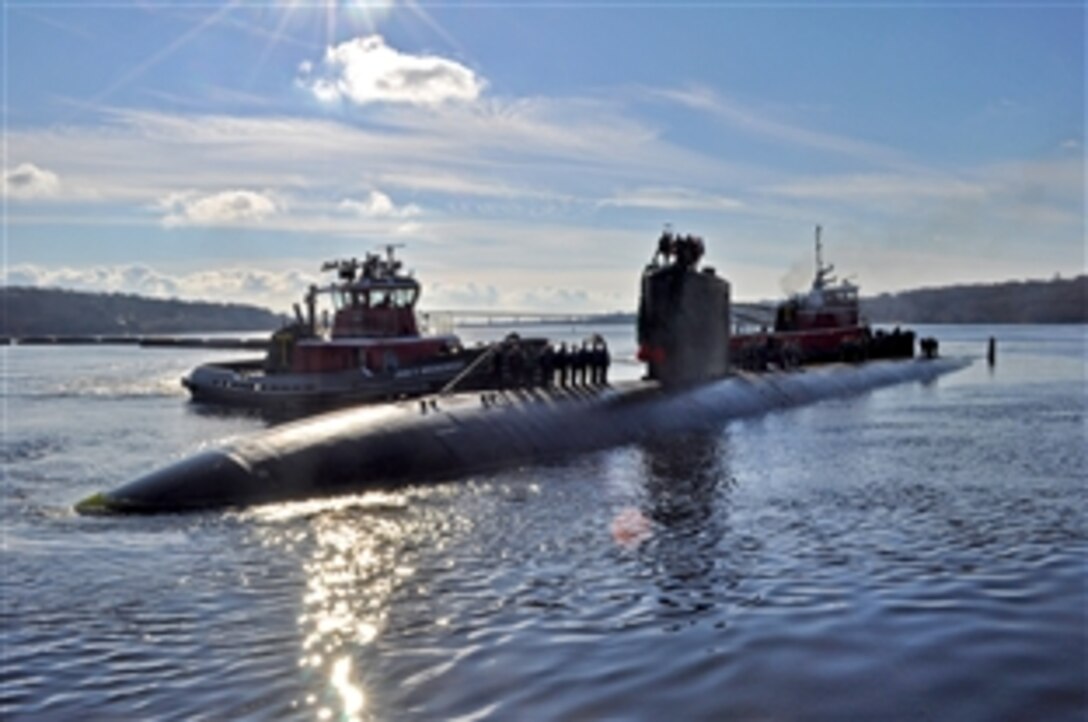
[77,231,968,514]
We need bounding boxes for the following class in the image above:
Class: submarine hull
[77,358,969,515]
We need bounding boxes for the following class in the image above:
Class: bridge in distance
[4,305,775,347]
[422,303,775,328]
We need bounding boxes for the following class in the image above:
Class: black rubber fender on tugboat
[75,358,970,514]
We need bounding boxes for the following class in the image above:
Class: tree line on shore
[859,275,1086,324]
[2,274,1084,336]
[1,287,285,336]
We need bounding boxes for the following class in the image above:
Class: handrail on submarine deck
[438,341,505,396]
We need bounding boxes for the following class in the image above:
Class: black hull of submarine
[77,358,968,514]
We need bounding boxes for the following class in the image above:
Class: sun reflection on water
[330,656,366,720]
[237,483,497,719]
[300,514,395,719]
[242,492,425,720]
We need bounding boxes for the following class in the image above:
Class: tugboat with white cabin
[182,246,483,410]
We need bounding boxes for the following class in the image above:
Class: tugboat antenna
[813,224,835,290]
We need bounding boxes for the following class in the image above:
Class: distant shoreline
[3,274,1084,336]
[1,286,286,337]
[858,275,1086,325]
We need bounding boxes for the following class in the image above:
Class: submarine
[76,231,969,515]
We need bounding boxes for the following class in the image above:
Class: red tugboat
[183,246,485,409]
[730,226,914,369]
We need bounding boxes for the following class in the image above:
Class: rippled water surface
[2,325,1085,720]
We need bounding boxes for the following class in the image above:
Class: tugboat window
[331,290,350,310]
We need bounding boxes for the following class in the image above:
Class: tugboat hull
[182,356,471,410]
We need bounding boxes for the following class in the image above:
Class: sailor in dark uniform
[599,339,611,385]
[539,344,554,388]
[589,341,603,385]
[508,341,525,388]
[574,342,588,386]
[555,343,569,387]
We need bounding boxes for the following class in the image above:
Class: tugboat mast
[813,224,835,291]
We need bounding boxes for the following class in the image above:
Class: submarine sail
[637,230,730,384]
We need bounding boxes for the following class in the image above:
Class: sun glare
[342,0,398,36]
[100,0,456,106]
[269,0,398,46]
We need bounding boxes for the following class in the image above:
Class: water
[2,325,1085,721]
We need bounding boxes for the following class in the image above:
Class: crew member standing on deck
[600,338,611,385]
[590,339,604,385]
[539,344,555,388]
[586,342,598,385]
[586,341,597,385]
[556,343,569,387]
[508,340,525,388]
[574,342,588,386]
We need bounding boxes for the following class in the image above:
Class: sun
[267,0,398,48]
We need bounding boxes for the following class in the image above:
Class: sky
[2,1,1084,313]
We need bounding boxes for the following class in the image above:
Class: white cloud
[339,190,421,218]
[3,162,60,198]
[377,170,558,201]
[831,243,1080,296]
[601,186,744,212]
[652,84,914,171]
[518,287,592,309]
[423,282,622,312]
[765,174,988,202]
[160,189,280,227]
[182,267,313,307]
[2,101,699,215]
[5,263,179,298]
[119,265,181,296]
[4,261,630,314]
[300,35,485,107]
[3,96,1082,301]
[5,262,316,311]
[4,99,731,216]
[426,281,501,309]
